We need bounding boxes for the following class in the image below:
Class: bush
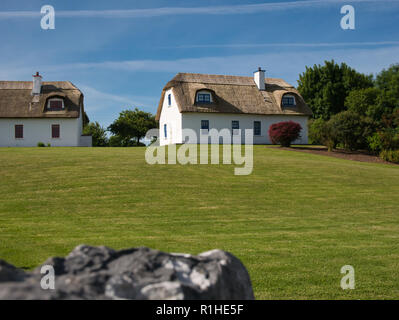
[37,142,46,147]
[83,122,108,147]
[328,111,369,151]
[268,121,302,147]
[380,149,399,163]
[308,118,325,145]
[367,133,384,154]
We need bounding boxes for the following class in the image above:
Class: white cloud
[1,0,398,19]
[1,45,399,86]
[170,41,399,49]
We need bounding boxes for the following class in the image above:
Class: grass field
[0,146,398,299]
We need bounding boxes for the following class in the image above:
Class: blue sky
[1,0,399,127]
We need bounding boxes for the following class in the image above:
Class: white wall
[159,89,183,146]
[0,117,82,147]
[181,113,309,145]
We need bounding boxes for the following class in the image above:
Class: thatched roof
[156,73,312,121]
[0,81,82,118]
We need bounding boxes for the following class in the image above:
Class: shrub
[268,121,302,147]
[37,142,46,147]
[380,149,399,164]
[47,143,51,147]
[322,121,340,151]
[308,118,325,145]
[328,111,369,151]
[367,133,384,154]
[83,122,108,147]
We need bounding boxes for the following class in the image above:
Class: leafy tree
[108,134,146,147]
[375,64,399,102]
[108,108,157,146]
[268,121,302,147]
[298,60,373,120]
[83,122,108,147]
[345,87,380,116]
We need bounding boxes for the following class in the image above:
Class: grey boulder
[0,245,254,300]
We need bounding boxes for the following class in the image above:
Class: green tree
[108,108,157,146]
[375,64,399,102]
[298,60,373,120]
[345,87,380,116]
[83,122,108,147]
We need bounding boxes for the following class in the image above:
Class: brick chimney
[253,67,265,91]
[32,72,42,96]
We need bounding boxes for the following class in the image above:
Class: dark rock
[0,245,254,300]
[0,260,26,283]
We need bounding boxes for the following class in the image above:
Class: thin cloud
[170,41,399,49]
[3,45,397,83]
[1,0,399,19]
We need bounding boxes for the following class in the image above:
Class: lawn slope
[0,146,398,299]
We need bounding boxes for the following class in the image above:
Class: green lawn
[0,146,398,299]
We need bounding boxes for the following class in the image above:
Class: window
[196,92,212,104]
[254,121,261,136]
[201,120,209,130]
[232,120,239,135]
[168,94,172,106]
[15,125,23,139]
[52,124,60,139]
[201,120,209,134]
[164,124,167,139]
[282,95,296,106]
[47,98,64,111]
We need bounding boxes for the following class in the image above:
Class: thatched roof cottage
[156,68,312,145]
[0,73,91,147]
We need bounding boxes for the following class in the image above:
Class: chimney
[253,67,265,90]
[32,72,42,95]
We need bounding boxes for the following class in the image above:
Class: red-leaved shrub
[268,121,302,147]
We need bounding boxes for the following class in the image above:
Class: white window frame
[196,90,213,103]
[282,95,296,106]
[47,98,65,110]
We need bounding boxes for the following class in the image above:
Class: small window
[52,124,60,139]
[164,124,167,139]
[168,94,171,106]
[201,120,209,135]
[201,120,209,130]
[282,95,296,106]
[47,98,64,111]
[254,121,261,136]
[15,125,23,139]
[197,93,212,104]
[232,120,239,135]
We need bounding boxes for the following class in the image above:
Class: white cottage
[156,68,312,146]
[0,73,91,147]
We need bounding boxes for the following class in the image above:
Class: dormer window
[282,95,296,106]
[47,98,64,111]
[196,90,213,104]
